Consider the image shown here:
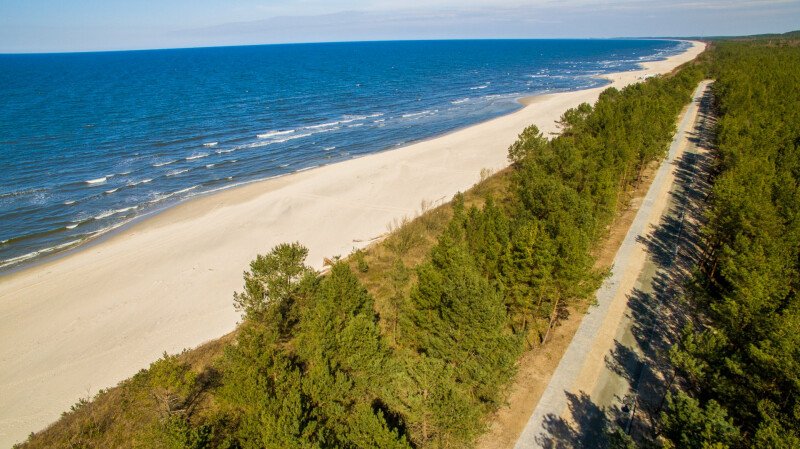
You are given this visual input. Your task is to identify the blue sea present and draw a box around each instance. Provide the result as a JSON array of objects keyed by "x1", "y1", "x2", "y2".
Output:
[{"x1": 0, "y1": 39, "x2": 688, "y2": 270}]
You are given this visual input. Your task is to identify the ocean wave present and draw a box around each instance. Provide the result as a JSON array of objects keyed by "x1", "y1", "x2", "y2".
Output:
[
  {"x1": 118, "y1": 171, "x2": 132, "y2": 175},
  {"x1": 279, "y1": 163, "x2": 290, "y2": 168},
  {"x1": 186, "y1": 152, "x2": 209, "y2": 161},
  {"x1": 206, "y1": 164, "x2": 215, "y2": 168},
  {"x1": 0, "y1": 239, "x2": 82, "y2": 269},
  {"x1": 257, "y1": 129, "x2": 295, "y2": 139},
  {"x1": 340, "y1": 115, "x2": 368, "y2": 123},
  {"x1": 153, "y1": 159, "x2": 178, "y2": 167},
  {"x1": 323, "y1": 146, "x2": 336, "y2": 151},
  {"x1": 149, "y1": 185, "x2": 199, "y2": 203},
  {"x1": 202, "y1": 142, "x2": 219, "y2": 147},
  {"x1": 216, "y1": 148, "x2": 235, "y2": 154},
  {"x1": 65, "y1": 223, "x2": 79, "y2": 230},
  {"x1": 402, "y1": 110, "x2": 435, "y2": 119},
  {"x1": 94, "y1": 206, "x2": 137, "y2": 220},
  {"x1": 304, "y1": 121, "x2": 340, "y2": 130},
  {"x1": 127, "y1": 178, "x2": 153, "y2": 186},
  {"x1": 347, "y1": 123, "x2": 364, "y2": 128},
  {"x1": 64, "y1": 200, "x2": 76, "y2": 205},
  {"x1": 272, "y1": 132, "x2": 315, "y2": 143},
  {"x1": 167, "y1": 169, "x2": 189, "y2": 177},
  {"x1": 104, "y1": 188, "x2": 119, "y2": 194},
  {"x1": 451, "y1": 98, "x2": 470, "y2": 104},
  {"x1": 296, "y1": 165, "x2": 318, "y2": 173},
  {"x1": 85, "y1": 176, "x2": 107, "y2": 185},
  {"x1": 470, "y1": 84, "x2": 489, "y2": 90}
]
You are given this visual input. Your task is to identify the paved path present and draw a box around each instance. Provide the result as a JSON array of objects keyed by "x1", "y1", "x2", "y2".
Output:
[{"x1": 514, "y1": 80, "x2": 714, "y2": 449}]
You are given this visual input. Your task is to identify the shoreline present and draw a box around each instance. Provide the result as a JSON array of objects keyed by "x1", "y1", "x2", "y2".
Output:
[
  {"x1": 0, "y1": 40, "x2": 705, "y2": 447},
  {"x1": 0, "y1": 42, "x2": 681, "y2": 275}
]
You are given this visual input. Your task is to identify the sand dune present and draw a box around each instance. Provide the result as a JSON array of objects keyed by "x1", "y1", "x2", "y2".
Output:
[{"x1": 0, "y1": 41, "x2": 705, "y2": 447}]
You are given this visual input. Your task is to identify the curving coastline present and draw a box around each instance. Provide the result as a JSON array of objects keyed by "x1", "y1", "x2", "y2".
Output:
[{"x1": 0, "y1": 41, "x2": 705, "y2": 447}]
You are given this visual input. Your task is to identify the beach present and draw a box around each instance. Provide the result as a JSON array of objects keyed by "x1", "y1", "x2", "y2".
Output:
[{"x1": 0, "y1": 41, "x2": 705, "y2": 446}]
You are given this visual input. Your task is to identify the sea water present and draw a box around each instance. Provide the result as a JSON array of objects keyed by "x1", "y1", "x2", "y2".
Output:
[{"x1": 0, "y1": 39, "x2": 688, "y2": 269}]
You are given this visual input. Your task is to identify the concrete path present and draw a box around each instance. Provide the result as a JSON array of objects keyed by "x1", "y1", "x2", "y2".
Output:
[{"x1": 514, "y1": 80, "x2": 714, "y2": 449}]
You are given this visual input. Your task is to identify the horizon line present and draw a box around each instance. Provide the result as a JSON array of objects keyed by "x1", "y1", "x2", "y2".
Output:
[{"x1": 0, "y1": 36, "x2": 701, "y2": 56}]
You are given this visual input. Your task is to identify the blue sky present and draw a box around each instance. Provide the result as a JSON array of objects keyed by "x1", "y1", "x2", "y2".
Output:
[{"x1": 1, "y1": 0, "x2": 798, "y2": 53}]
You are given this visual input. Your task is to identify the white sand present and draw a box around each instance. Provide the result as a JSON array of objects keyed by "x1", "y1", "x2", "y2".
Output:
[{"x1": 0, "y1": 41, "x2": 705, "y2": 446}]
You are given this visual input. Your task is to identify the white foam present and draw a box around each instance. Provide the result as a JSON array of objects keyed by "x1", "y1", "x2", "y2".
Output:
[
  {"x1": 451, "y1": 98, "x2": 470, "y2": 104},
  {"x1": 118, "y1": 171, "x2": 132, "y2": 175},
  {"x1": 127, "y1": 178, "x2": 152, "y2": 187},
  {"x1": 216, "y1": 148, "x2": 235, "y2": 154},
  {"x1": 149, "y1": 185, "x2": 200, "y2": 203},
  {"x1": 272, "y1": 132, "x2": 316, "y2": 143},
  {"x1": 323, "y1": 146, "x2": 336, "y2": 151},
  {"x1": 85, "y1": 177, "x2": 107, "y2": 185},
  {"x1": 279, "y1": 163, "x2": 290, "y2": 168},
  {"x1": 173, "y1": 186, "x2": 199, "y2": 196},
  {"x1": 347, "y1": 123, "x2": 364, "y2": 128},
  {"x1": 339, "y1": 116, "x2": 366, "y2": 123},
  {"x1": 65, "y1": 224, "x2": 79, "y2": 230},
  {"x1": 402, "y1": 110, "x2": 434, "y2": 119},
  {"x1": 94, "y1": 206, "x2": 137, "y2": 220},
  {"x1": 206, "y1": 164, "x2": 215, "y2": 168},
  {"x1": 167, "y1": 169, "x2": 189, "y2": 177},
  {"x1": 470, "y1": 84, "x2": 489, "y2": 90},
  {"x1": 64, "y1": 200, "x2": 76, "y2": 205},
  {"x1": 257, "y1": 130, "x2": 295, "y2": 139},
  {"x1": 153, "y1": 160, "x2": 178, "y2": 167},
  {"x1": 202, "y1": 142, "x2": 219, "y2": 147},
  {"x1": 104, "y1": 188, "x2": 118, "y2": 194},
  {"x1": 186, "y1": 153, "x2": 209, "y2": 161},
  {"x1": 304, "y1": 121, "x2": 340, "y2": 130},
  {"x1": 0, "y1": 239, "x2": 82, "y2": 268},
  {"x1": 296, "y1": 165, "x2": 318, "y2": 173}
]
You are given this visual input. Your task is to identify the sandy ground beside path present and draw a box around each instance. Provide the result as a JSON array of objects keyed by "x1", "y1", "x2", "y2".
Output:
[
  {"x1": 0, "y1": 42, "x2": 704, "y2": 447},
  {"x1": 513, "y1": 79, "x2": 713, "y2": 449}
]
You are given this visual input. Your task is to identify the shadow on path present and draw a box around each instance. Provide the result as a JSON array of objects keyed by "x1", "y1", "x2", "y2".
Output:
[{"x1": 534, "y1": 85, "x2": 718, "y2": 446}]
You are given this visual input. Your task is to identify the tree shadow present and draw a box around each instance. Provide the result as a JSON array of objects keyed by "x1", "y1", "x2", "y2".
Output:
[
  {"x1": 618, "y1": 84, "x2": 718, "y2": 440},
  {"x1": 531, "y1": 85, "x2": 719, "y2": 448},
  {"x1": 537, "y1": 391, "x2": 612, "y2": 449}
]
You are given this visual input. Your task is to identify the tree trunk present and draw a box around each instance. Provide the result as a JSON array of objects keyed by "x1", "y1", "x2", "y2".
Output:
[{"x1": 542, "y1": 296, "x2": 561, "y2": 344}]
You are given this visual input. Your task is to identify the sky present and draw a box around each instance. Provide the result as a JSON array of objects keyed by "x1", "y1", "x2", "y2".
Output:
[{"x1": 1, "y1": 0, "x2": 798, "y2": 53}]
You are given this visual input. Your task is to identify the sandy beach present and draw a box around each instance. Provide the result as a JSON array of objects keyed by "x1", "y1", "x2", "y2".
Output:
[{"x1": 0, "y1": 41, "x2": 704, "y2": 446}]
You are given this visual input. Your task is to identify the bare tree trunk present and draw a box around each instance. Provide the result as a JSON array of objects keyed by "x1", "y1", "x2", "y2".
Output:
[{"x1": 542, "y1": 297, "x2": 561, "y2": 345}]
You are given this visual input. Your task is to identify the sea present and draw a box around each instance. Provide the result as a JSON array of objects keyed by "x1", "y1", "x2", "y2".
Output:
[{"x1": 0, "y1": 39, "x2": 689, "y2": 270}]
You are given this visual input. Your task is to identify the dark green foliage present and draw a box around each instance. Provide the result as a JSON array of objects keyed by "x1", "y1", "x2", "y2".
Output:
[
  {"x1": 657, "y1": 41, "x2": 800, "y2": 448},
  {"x1": 233, "y1": 242, "x2": 316, "y2": 329},
  {"x1": 660, "y1": 392, "x2": 740, "y2": 449},
  {"x1": 508, "y1": 124, "x2": 548, "y2": 165},
  {"x1": 221, "y1": 249, "x2": 411, "y2": 448}
]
